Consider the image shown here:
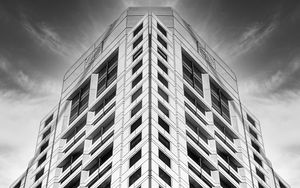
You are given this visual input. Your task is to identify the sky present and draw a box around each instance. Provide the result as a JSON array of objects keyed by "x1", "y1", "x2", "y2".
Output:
[{"x1": 0, "y1": 0, "x2": 299, "y2": 187}]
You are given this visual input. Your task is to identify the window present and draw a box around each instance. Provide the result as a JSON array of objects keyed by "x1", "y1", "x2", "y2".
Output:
[
  {"x1": 88, "y1": 147, "x2": 113, "y2": 175},
  {"x1": 249, "y1": 127, "x2": 258, "y2": 139},
  {"x1": 159, "y1": 167, "x2": 171, "y2": 186},
  {"x1": 130, "y1": 150, "x2": 142, "y2": 167},
  {"x1": 134, "y1": 23, "x2": 143, "y2": 37},
  {"x1": 133, "y1": 47, "x2": 143, "y2": 62},
  {"x1": 256, "y1": 168, "x2": 265, "y2": 181},
  {"x1": 157, "y1": 35, "x2": 167, "y2": 49},
  {"x1": 158, "y1": 73, "x2": 168, "y2": 88},
  {"x1": 247, "y1": 114, "x2": 256, "y2": 127},
  {"x1": 210, "y1": 82, "x2": 230, "y2": 123},
  {"x1": 158, "y1": 60, "x2": 168, "y2": 74},
  {"x1": 35, "y1": 168, "x2": 44, "y2": 181},
  {"x1": 40, "y1": 140, "x2": 49, "y2": 153},
  {"x1": 158, "y1": 133, "x2": 170, "y2": 150},
  {"x1": 132, "y1": 87, "x2": 143, "y2": 102},
  {"x1": 159, "y1": 150, "x2": 171, "y2": 167},
  {"x1": 97, "y1": 52, "x2": 118, "y2": 96},
  {"x1": 182, "y1": 52, "x2": 203, "y2": 97},
  {"x1": 158, "y1": 47, "x2": 167, "y2": 61},
  {"x1": 189, "y1": 176, "x2": 202, "y2": 188},
  {"x1": 132, "y1": 60, "x2": 142, "y2": 74},
  {"x1": 184, "y1": 88, "x2": 205, "y2": 114},
  {"x1": 158, "y1": 101, "x2": 169, "y2": 117},
  {"x1": 132, "y1": 73, "x2": 142, "y2": 88},
  {"x1": 42, "y1": 128, "x2": 51, "y2": 139},
  {"x1": 88, "y1": 164, "x2": 112, "y2": 188},
  {"x1": 37, "y1": 154, "x2": 47, "y2": 166},
  {"x1": 254, "y1": 154, "x2": 263, "y2": 167},
  {"x1": 129, "y1": 168, "x2": 141, "y2": 186},
  {"x1": 158, "y1": 87, "x2": 168, "y2": 102},
  {"x1": 188, "y1": 147, "x2": 211, "y2": 175},
  {"x1": 158, "y1": 116, "x2": 169, "y2": 133},
  {"x1": 36, "y1": 183, "x2": 42, "y2": 188},
  {"x1": 130, "y1": 133, "x2": 142, "y2": 150},
  {"x1": 133, "y1": 35, "x2": 143, "y2": 49},
  {"x1": 131, "y1": 117, "x2": 142, "y2": 133},
  {"x1": 70, "y1": 82, "x2": 90, "y2": 123},
  {"x1": 45, "y1": 114, "x2": 53, "y2": 127},
  {"x1": 258, "y1": 183, "x2": 264, "y2": 188},
  {"x1": 157, "y1": 23, "x2": 167, "y2": 37},
  {"x1": 131, "y1": 101, "x2": 142, "y2": 117},
  {"x1": 95, "y1": 88, "x2": 116, "y2": 114},
  {"x1": 251, "y1": 140, "x2": 260, "y2": 153}
]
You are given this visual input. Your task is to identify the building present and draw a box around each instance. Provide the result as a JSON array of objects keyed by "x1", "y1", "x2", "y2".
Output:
[{"x1": 10, "y1": 7, "x2": 290, "y2": 188}]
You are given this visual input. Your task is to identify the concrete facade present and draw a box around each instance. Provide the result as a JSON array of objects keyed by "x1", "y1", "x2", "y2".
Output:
[{"x1": 11, "y1": 7, "x2": 290, "y2": 188}]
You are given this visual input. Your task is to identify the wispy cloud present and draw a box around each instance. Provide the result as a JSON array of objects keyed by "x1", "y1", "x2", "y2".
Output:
[
  {"x1": 231, "y1": 20, "x2": 277, "y2": 57},
  {"x1": 22, "y1": 18, "x2": 72, "y2": 59}
]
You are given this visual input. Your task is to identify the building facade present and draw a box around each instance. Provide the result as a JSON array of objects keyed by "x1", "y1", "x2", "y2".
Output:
[{"x1": 11, "y1": 7, "x2": 290, "y2": 188}]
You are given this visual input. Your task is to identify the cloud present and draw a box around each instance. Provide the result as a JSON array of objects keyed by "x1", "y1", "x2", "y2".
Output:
[
  {"x1": 231, "y1": 20, "x2": 277, "y2": 57},
  {"x1": 21, "y1": 18, "x2": 72, "y2": 59}
]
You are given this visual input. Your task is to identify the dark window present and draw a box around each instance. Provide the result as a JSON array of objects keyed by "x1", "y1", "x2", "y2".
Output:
[
  {"x1": 42, "y1": 128, "x2": 51, "y2": 139},
  {"x1": 95, "y1": 88, "x2": 116, "y2": 114},
  {"x1": 158, "y1": 87, "x2": 168, "y2": 102},
  {"x1": 97, "y1": 53, "x2": 118, "y2": 96},
  {"x1": 158, "y1": 73, "x2": 168, "y2": 88},
  {"x1": 129, "y1": 168, "x2": 141, "y2": 186},
  {"x1": 249, "y1": 127, "x2": 258, "y2": 139},
  {"x1": 159, "y1": 168, "x2": 171, "y2": 186},
  {"x1": 184, "y1": 88, "x2": 205, "y2": 115},
  {"x1": 182, "y1": 52, "x2": 203, "y2": 97},
  {"x1": 70, "y1": 82, "x2": 90, "y2": 123},
  {"x1": 157, "y1": 23, "x2": 167, "y2": 37},
  {"x1": 254, "y1": 154, "x2": 263, "y2": 167},
  {"x1": 158, "y1": 116, "x2": 169, "y2": 133},
  {"x1": 132, "y1": 87, "x2": 143, "y2": 102},
  {"x1": 131, "y1": 101, "x2": 142, "y2": 117},
  {"x1": 88, "y1": 147, "x2": 113, "y2": 175},
  {"x1": 251, "y1": 140, "x2": 260, "y2": 153},
  {"x1": 13, "y1": 181, "x2": 21, "y2": 188},
  {"x1": 158, "y1": 101, "x2": 169, "y2": 117},
  {"x1": 157, "y1": 35, "x2": 167, "y2": 49},
  {"x1": 134, "y1": 24, "x2": 143, "y2": 37},
  {"x1": 133, "y1": 47, "x2": 143, "y2": 62},
  {"x1": 132, "y1": 60, "x2": 142, "y2": 74},
  {"x1": 186, "y1": 118, "x2": 208, "y2": 144},
  {"x1": 159, "y1": 150, "x2": 171, "y2": 167},
  {"x1": 36, "y1": 183, "x2": 42, "y2": 188},
  {"x1": 133, "y1": 35, "x2": 143, "y2": 49},
  {"x1": 131, "y1": 117, "x2": 142, "y2": 133},
  {"x1": 158, "y1": 60, "x2": 168, "y2": 74},
  {"x1": 247, "y1": 114, "x2": 256, "y2": 127},
  {"x1": 158, "y1": 47, "x2": 167, "y2": 61},
  {"x1": 129, "y1": 150, "x2": 142, "y2": 167},
  {"x1": 37, "y1": 154, "x2": 47, "y2": 166},
  {"x1": 158, "y1": 133, "x2": 170, "y2": 150},
  {"x1": 45, "y1": 114, "x2": 53, "y2": 127},
  {"x1": 40, "y1": 140, "x2": 49, "y2": 153},
  {"x1": 279, "y1": 181, "x2": 288, "y2": 188},
  {"x1": 97, "y1": 52, "x2": 118, "y2": 97},
  {"x1": 256, "y1": 168, "x2": 265, "y2": 182},
  {"x1": 258, "y1": 183, "x2": 264, "y2": 188},
  {"x1": 188, "y1": 147, "x2": 211, "y2": 175},
  {"x1": 210, "y1": 82, "x2": 230, "y2": 123},
  {"x1": 189, "y1": 176, "x2": 202, "y2": 188},
  {"x1": 130, "y1": 133, "x2": 142, "y2": 150},
  {"x1": 88, "y1": 165, "x2": 112, "y2": 188},
  {"x1": 35, "y1": 168, "x2": 44, "y2": 181},
  {"x1": 132, "y1": 73, "x2": 143, "y2": 88}
]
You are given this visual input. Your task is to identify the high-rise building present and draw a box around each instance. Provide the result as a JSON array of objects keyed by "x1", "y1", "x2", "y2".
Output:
[{"x1": 10, "y1": 7, "x2": 290, "y2": 188}]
